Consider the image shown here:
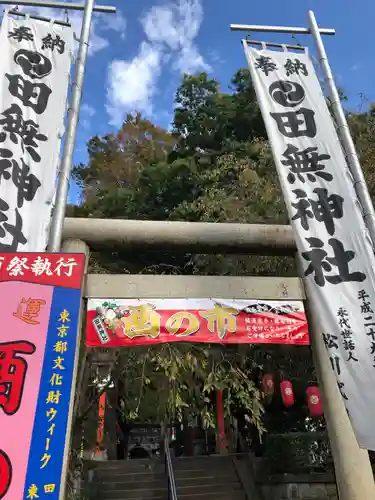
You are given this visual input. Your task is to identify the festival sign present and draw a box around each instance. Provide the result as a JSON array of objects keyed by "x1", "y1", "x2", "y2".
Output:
[
  {"x1": 0, "y1": 252, "x2": 85, "y2": 500},
  {"x1": 244, "y1": 45, "x2": 375, "y2": 450},
  {"x1": 0, "y1": 13, "x2": 74, "y2": 252},
  {"x1": 86, "y1": 298, "x2": 308, "y2": 347}
]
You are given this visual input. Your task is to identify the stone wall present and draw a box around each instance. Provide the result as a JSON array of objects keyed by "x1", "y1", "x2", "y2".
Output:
[{"x1": 258, "y1": 474, "x2": 338, "y2": 500}]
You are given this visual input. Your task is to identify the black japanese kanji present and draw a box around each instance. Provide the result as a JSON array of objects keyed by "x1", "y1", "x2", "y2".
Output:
[
  {"x1": 254, "y1": 56, "x2": 276, "y2": 76},
  {"x1": 11, "y1": 158, "x2": 41, "y2": 208},
  {"x1": 0, "y1": 104, "x2": 47, "y2": 163},
  {"x1": 330, "y1": 355, "x2": 341, "y2": 375},
  {"x1": 302, "y1": 237, "x2": 366, "y2": 287},
  {"x1": 338, "y1": 382, "x2": 348, "y2": 400},
  {"x1": 338, "y1": 316, "x2": 350, "y2": 329},
  {"x1": 358, "y1": 289, "x2": 369, "y2": 301},
  {"x1": 269, "y1": 80, "x2": 305, "y2": 108},
  {"x1": 281, "y1": 144, "x2": 332, "y2": 184},
  {"x1": 346, "y1": 350, "x2": 358, "y2": 362},
  {"x1": 284, "y1": 58, "x2": 308, "y2": 77},
  {"x1": 0, "y1": 198, "x2": 26, "y2": 251},
  {"x1": 361, "y1": 301, "x2": 374, "y2": 314},
  {"x1": 322, "y1": 333, "x2": 338, "y2": 349},
  {"x1": 14, "y1": 49, "x2": 52, "y2": 79},
  {"x1": 0, "y1": 148, "x2": 12, "y2": 184},
  {"x1": 42, "y1": 34, "x2": 65, "y2": 54},
  {"x1": 291, "y1": 188, "x2": 343, "y2": 235},
  {"x1": 337, "y1": 307, "x2": 348, "y2": 318},
  {"x1": 270, "y1": 108, "x2": 316, "y2": 138},
  {"x1": 341, "y1": 329, "x2": 352, "y2": 339},
  {"x1": 6, "y1": 74, "x2": 52, "y2": 115},
  {"x1": 343, "y1": 339, "x2": 355, "y2": 351},
  {"x1": 364, "y1": 317, "x2": 375, "y2": 340},
  {"x1": 8, "y1": 26, "x2": 33, "y2": 43}
]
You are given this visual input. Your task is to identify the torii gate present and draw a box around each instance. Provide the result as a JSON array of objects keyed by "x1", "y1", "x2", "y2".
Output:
[
  {"x1": 6, "y1": 1, "x2": 370, "y2": 497},
  {"x1": 62, "y1": 216, "x2": 375, "y2": 500}
]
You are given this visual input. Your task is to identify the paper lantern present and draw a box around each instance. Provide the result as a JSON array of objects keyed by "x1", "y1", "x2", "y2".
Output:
[
  {"x1": 280, "y1": 380, "x2": 294, "y2": 407},
  {"x1": 262, "y1": 373, "x2": 275, "y2": 395},
  {"x1": 306, "y1": 386, "x2": 323, "y2": 417}
]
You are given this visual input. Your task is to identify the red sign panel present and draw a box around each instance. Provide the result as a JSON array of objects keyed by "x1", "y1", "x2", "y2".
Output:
[
  {"x1": 0, "y1": 252, "x2": 85, "y2": 288},
  {"x1": 86, "y1": 299, "x2": 309, "y2": 347},
  {"x1": 0, "y1": 252, "x2": 85, "y2": 500}
]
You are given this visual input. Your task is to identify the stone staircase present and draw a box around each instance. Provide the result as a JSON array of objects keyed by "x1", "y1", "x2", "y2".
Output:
[
  {"x1": 90, "y1": 459, "x2": 168, "y2": 500},
  {"x1": 173, "y1": 455, "x2": 248, "y2": 500}
]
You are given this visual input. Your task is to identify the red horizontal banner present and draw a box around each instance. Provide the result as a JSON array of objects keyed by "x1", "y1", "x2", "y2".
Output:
[
  {"x1": 0, "y1": 253, "x2": 86, "y2": 289},
  {"x1": 86, "y1": 299, "x2": 309, "y2": 347}
]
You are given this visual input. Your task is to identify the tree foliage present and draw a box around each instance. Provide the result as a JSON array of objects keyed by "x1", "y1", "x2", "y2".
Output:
[{"x1": 118, "y1": 344, "x2": 263, "y2": 433}]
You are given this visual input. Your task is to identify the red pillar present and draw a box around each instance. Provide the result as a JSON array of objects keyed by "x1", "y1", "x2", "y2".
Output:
[
  {"x1": 216, "y1": 390, "x2": 227, "y2": 454},
  {"x1": 95, "y1": 392, "x2": 106, "y2": 457}
]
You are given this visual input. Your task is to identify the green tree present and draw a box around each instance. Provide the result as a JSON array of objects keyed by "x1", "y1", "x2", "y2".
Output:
[
  {"x1": 172, "y1": 70, "x2": 266, "y2": 155},
  {"x1": 116, "y1": 343, "x2": 264, "y2": 433}
]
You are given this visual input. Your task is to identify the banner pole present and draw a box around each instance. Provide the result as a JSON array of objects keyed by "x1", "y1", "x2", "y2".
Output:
[
  {"x1": 47, "y1": 0, "x2": 95, "y2": 252},
  {"x1": 308, "y1": 10, "x2": 375, "y2": 249},
  {"x1": 0, "y1": 0, "x2": 116, "y2": 14}
]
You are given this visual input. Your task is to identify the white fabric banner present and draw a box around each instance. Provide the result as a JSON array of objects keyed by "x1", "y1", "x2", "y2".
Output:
[
  {"x1": 0, "y1": 13, "x2": 73, "y2": 251},
  {"x1": 244, "y1": 45, "x2": 375, "y2": 450}
]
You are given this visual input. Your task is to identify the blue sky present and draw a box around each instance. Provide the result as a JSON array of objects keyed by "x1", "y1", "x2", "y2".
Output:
[{"x1": 5, "y1": 0, "x2": 375, "y2": 205}]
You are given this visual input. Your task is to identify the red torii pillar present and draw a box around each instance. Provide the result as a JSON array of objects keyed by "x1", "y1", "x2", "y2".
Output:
[{"x1": 216, "y1": 390, "x2": 228, "y2": 454}]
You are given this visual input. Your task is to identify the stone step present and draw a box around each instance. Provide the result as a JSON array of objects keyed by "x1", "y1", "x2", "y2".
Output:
[
  {"x1": 175, "y1": 475, "x2": 239, "y2": 487},
  {"x1": 177, "y1": 482, "x2": 243, "y2": 496},
  {"x1": 97, "y1": 487, "x2": 168, "y2": 499},
  {"x1": 173, "y1": 455, "x2": 233, "y2": 463},
  {"x1": 173, "y1": 461, "x2": 236, "y2": 473},
  {"x1": 101, "y1": 497, "x2": 166, "y2": 500},
  {"x1": 97, "y1": 480, "x2": 166, "y2": 491},
  {"x1": 174, "y1": 468, "x2": 237, "y2": 479},
  {"x1": 179, "y1": 494, "x2": 247, "y2": 500},
  {"x1": 96, "y1": 470, "x2": 165, "y2": 482},
  {"x1": 92, "y1": 459, "x2": 157, "y2": 470}
]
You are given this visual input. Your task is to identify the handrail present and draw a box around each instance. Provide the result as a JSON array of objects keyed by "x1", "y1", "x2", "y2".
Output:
[{"x1": 164, "y1": 433, "x2": 178, "y2": 500}]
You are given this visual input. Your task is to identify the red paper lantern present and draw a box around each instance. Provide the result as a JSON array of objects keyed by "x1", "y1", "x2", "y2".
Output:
[
  {"x1": 280, "y1": 380, "x2": 294, "y2": 407},
  {"x1": 306, "y1": 386, "x2": 323, "y2": 417},
  {"x1": 262, "y1": 374, "x2": 275, "y2": 395}
]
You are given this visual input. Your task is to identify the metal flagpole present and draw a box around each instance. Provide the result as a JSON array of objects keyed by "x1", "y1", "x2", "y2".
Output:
[
  {"x1": 308, "y1": 10, "x2": 375, "y2": 249},
  {"x1": 47, "y1": 0, "x2": 95, "y2": 252},
  {"x1": 8, "y1": 9, "x2": 71, "y2": 26},
  {"x1": 0, "y1": 0, "x2": 116, "y2": 13},
  {"x1": 230, "y1": 23, "x2": 335, "y2": 35}
]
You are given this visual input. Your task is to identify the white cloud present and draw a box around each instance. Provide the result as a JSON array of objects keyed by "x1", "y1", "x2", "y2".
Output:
[
  {"x1": 7, "y1": 2, "x2": 126, "y2": 55},
  {"x1": 141, "y1": 0, "x2": 211, "y2": 74},
  {"x1": 81, "y1": 103, "x2": 96, "y2": 117},
  {"x1": 80, "y1": 103, "x2": 96, "y2": 130},
  {"x1": 98, "y1": 10, "x2": 127, "y2": 38},
  {"x1": 106, "y1": 42, "x2": 164, "y2": 126},
  {"x1": 106, "y1": 0, "x2": 210, "y2": 125},
  {"x1": 173, "y1": 45, "x2": 210, "y2": 74}
]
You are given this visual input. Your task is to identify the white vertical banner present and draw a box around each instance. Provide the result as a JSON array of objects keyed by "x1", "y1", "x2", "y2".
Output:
[
  {"x1": 0, "y1": 13, "x2": 74, "y2": 251},
  {"x1": 244, "y1": 44, "x2": 375, "y2": 450}
]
